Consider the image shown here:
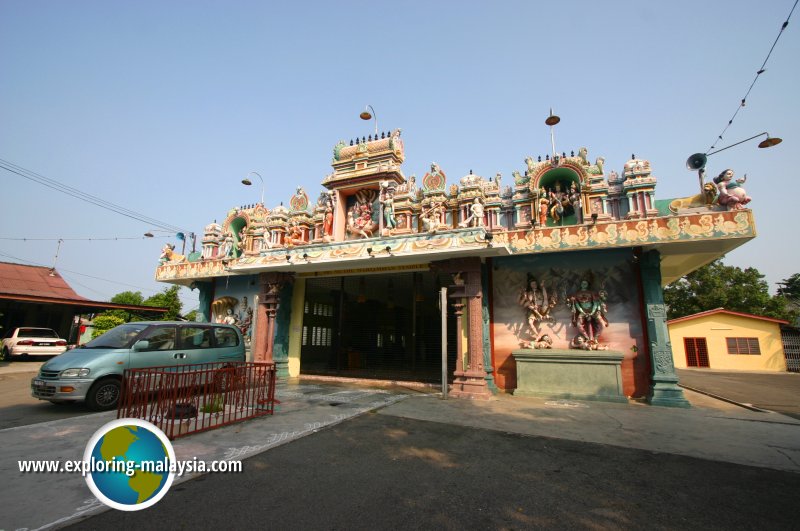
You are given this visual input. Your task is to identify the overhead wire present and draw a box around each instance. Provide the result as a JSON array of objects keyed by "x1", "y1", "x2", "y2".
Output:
[
  {"x1": 0, "y1": 158, "x2": 189, "y2": 234},
  {"x1": 707, "y1": 0, "x2": 798, "y2": 153},
  {"x1": 0, "y1": 236, "x2": 170, "y2": 241}
]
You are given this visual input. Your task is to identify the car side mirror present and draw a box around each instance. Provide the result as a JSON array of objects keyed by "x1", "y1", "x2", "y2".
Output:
[{"x1": 133, "y1": 340, "x2": 150, "y2": 351}]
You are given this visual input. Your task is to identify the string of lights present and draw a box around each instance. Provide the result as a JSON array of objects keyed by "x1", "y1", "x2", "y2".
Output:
[
  {"x1": 707, "y1": 0, "x2": 798, "y2": 153},
  {"x1": 0, "y1": 158, "x2": 190, "y2": 234}
]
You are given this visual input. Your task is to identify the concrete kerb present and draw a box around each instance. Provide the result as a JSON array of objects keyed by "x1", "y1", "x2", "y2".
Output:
[{"x1": 678, "y1": 383, "x2": 772, "y2": 413}]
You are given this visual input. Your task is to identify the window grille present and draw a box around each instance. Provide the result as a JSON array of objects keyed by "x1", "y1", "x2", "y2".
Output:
[
  {"x1": 684, "y1": 337, "x2": 709, "y2": 367},
  {"x1": 725, "y1": 337, "x2": 761, "y2": 355}
]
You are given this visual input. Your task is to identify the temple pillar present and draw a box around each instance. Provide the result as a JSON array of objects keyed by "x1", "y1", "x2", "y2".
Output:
[
  {"x1": 639, "y1": 250, "x2": 690, "y2": 407},
  {"x1": 254, "y1": 272, "x2": 294, "y2": 367},
  {"x1": 272, "y1": 280, "x2": 294, "y2": 378},
  {"x1": 253, "y1": 293, "x2": 269, "y2": 362},
  {"x1": 438, "y1": 257, "x2": 493, "y2": 400},
  {"x1": 481, "y1": 263, "x2": 498, "y2": 392},
  {"x1": 195, "y1": 282, "x2": 213, "y2": 323}
]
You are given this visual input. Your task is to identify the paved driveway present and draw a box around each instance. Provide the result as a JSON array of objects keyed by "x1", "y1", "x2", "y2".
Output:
[{"x1": 676, "y1": 369, "x2": 800, "y2": 420}]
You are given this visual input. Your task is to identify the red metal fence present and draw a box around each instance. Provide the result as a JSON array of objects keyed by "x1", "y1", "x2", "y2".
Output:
[{"x1": 117, "y1": 361, "x2": 276, "y2": 439}]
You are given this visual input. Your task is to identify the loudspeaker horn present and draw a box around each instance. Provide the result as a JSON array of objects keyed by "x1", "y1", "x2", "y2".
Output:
[{"x1": 686, "y1": 153, "x2": 708, "y2": 171}]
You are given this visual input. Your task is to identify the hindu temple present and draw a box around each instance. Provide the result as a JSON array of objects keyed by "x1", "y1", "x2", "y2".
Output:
[{"x1": 154, "y1": 126, "x2": 756, "y2": 406}]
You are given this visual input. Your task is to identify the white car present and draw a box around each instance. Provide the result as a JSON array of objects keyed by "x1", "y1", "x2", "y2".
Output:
[{"x1": 2, "y1": 327, "x2": 68, "y2": 360}]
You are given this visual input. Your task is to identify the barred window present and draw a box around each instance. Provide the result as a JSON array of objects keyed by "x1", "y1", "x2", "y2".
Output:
[{"x1": 726, "y1": 337, "x2": 761, "y2": 355}]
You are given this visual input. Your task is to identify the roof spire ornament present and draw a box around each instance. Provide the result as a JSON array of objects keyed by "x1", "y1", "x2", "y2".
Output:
[{"x1": 545, "y1": 108, "x2": 560, "y2": 160}]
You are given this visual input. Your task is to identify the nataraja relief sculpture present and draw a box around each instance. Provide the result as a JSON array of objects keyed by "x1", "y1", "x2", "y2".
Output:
[{"x1": 518, "y1": 274, "x2": 557, "y2": 348}]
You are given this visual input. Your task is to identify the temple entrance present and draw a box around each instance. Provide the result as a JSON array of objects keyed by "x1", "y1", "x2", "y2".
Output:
[{"x1": 300, "y1": 271, "x2": 457, "y2": 382}]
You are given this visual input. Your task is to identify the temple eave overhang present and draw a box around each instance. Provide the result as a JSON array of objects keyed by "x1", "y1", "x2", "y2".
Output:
[
  {"x1": 156, "y1": 228, "x2": 506, "y2": 283},
  {"x1": 155, "y1": 210, "x2": 754, "y2": 286}
]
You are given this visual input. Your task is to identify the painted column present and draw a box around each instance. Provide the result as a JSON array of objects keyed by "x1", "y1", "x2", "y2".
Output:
[
  {"x1": 481, "y1": 262, "x2": 498, "y2": 392},
  {"x1": 255, "y1": 272, "x2": 294, "y2": 365},
  {"x1": 452, "y1": 299, "x2": 465, "y2": 374},
  {"x1": 253, "y1": 289, "x2": 269, "y2": 362},
  {"x1": 640, "y1": 250, "x2": 690, "y2": 407},
  {"x1": 195, "y1": 282, "x2": 213, "y2": 323},
  {"x1": 272, "y1": 280, "x2": 294, "y2": 378},
  {"x1": 442, "y1": 257, "x2": 493, "y2": 400},
  {"x1": 287, "y1": 278, "x2": 306, "y2": 377}
]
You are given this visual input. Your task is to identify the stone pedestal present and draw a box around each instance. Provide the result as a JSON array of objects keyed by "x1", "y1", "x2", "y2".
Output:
[{"x1": 512, "y1": 349, "x2": 627, "y2": 403}]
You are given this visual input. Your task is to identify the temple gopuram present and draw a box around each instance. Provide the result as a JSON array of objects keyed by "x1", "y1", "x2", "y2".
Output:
[{"x1": 155, "y1": 128, "x2": 756, "y2": 406}]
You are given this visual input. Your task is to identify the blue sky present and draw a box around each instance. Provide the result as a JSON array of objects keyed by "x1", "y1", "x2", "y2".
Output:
[{"x1": 1, "y1": 0, "x2": 798, "y2": 313}]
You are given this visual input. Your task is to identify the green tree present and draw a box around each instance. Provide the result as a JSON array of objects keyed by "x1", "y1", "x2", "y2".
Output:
[
  {"x1": 102, "y1": 291, "x2": 147, "y2": 322},
  {"x1": 91, "y1": 314, "x2": 125, "y2": 339},
  {"x1": 144, "y1": 285, "x2": 183, "y2": 321},
  {"x1": 777, "y1": 273, "x2": 800, "y2": 324},
  {"x1": 111, "y1": 291, "x2": 145, "y2": 306},
  {"x1": 777, "y1": 273, "x2": 800, "y2": 302},
  {"x1": 664, "y1": 259, "x2": 796, "y2": 321}
]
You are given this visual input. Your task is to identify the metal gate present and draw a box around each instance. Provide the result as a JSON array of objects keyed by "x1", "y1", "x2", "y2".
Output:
[
  {"x1": 781, "y1": 326, "x2": 800, "y2": 372},
  {"x1": 684, "y1": 337, "x2": 710, "y2": 368},
  {"x1": 300, "y1": 271, "x2": 456, "y2": 382}
]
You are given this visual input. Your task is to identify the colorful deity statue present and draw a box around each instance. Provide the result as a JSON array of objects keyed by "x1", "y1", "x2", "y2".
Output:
[
  {"x1": 569, "y1": 182, "x2": 583, "y2": 224},
  {"x1": 285, "y1": 222, "x2": 305, "y2": 247},
  {"x1": 567, "y1": 273, "x2": 609, "y2": 349},
  {"x1": 538, "y1": 198, "x2": 549, "y2": 227},
  {"x1": 322, "y1": 191, "x2": 335, "y2": 242},
  {"x1": 380, "y1": 181, "x2": 397, "y2": 234},
  {"x1": 459, "y1": 198, "x2": 485, "y2": 228},
  {"x1": 221, "y1": 232, "x2": 235, "y2": 258},
  {"x1": 713, "y1": 169, "x2": 751, "y2": 210},
  {"x1": 548, "y1": 182, "x2": 571, "y2": 222},
  {"x1": 518, "y1": 274, "x2": 557, "y2": 348},
  {"x1": 420, "y1": 201, "x2": 445, "y2": 233},
  {"x1": 346, "y1": 189, "x2": 379, "y2": 239},
  {"x1": 159, "y1": 244, "x2": 186, "y2": 264}
]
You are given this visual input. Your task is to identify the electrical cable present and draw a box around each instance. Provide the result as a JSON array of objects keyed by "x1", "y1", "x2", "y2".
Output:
[
  {"x1": 0, "y1": 236, "x2": 169, "y2": 241},
  {"x1": 0, "y1": 158, "x2": 190, "y2": 234},
  {"x1": 707, "y1": 0, "x2": 798, "y2": 152}
]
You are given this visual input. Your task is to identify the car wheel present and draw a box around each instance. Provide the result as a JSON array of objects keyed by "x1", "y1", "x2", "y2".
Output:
[
  {"x1": 86, "y1": 378, "x2": 121, "y2": 411},
  {"x1": 1, "y1": 347, "x2": 11, "y2": 361}
]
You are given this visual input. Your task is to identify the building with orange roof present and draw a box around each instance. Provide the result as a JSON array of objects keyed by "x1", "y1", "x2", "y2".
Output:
[{"x1": 668, "y1": 308, "x2": 789, "y2": 372}]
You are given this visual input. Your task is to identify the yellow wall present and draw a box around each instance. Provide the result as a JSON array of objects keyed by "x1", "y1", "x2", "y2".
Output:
[
  {"x1": 669, "y1": 313, "x2": 787, "y2": 371},
  {"x1": 287, "y1": 278, "x2": 306, "y2": 377}
]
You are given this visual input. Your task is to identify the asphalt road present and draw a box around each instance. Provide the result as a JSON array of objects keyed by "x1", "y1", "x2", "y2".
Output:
[
  {"x1": 676, "y1": 369, "x2": 800, "y2": 420},
  {"x1": 68, "y1": 412, "x2": 800, "y2": 530},
  {"x1": 0, "y1": 361, "x2": 97, "y2": 429}
]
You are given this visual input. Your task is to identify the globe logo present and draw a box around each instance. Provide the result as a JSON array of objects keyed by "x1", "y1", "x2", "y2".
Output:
[{"x1": 83, "y1": 418, "x2": 176, "y2": 511}]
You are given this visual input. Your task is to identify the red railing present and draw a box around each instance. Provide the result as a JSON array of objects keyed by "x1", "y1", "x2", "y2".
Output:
[{"x1": 117, "y1": 361, "x2": 276, "y2": 439}]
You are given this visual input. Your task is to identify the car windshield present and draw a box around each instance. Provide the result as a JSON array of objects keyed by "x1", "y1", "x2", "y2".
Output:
[
  {"x1": 83, "y1": 324, "x2": 150, "y2": 349},
  {"x1": 18, "y1": 328, "x2": 59, "y2": 338}
]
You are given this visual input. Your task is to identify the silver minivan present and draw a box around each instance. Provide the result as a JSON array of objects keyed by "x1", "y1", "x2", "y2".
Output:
[{"x1": 31, "y1": 321, "x2": 245, "y2": 410}]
